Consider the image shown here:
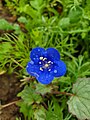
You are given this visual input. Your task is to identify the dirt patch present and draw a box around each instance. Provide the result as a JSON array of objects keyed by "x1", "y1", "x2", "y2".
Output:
[
  {"x1": 0, "y1": 104, "x2": 20, "y2": 120},
  {"x1": 0, "y1": 74, "x2": 22, "y2": 120}
]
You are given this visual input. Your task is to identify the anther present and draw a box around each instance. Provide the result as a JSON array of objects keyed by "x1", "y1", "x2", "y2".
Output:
[
  {"x1": 48, "y1": 61, "x2": 51, "y2": 64},
  {"x1": 44, "y1": 64, "x2": 49, "y2": 68},
  {"x1": 48, "y1": 69, "x2": 51, "y2": 71},
  {"x1": 43, "y1": 58, "x2": 47, "y2": 61},
  {"x1": 40, "y1": 57, "x2": 43, "y2": 60},
  {"x1": 40, "y1": 67, "x2": 43, "y2": 71},
  {"x1": 39, "y1": 62, "x2": 42, "y2": 64}
]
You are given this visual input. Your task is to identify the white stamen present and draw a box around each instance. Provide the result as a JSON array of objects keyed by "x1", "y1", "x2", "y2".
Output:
[
  {"x1": 48, "y1": 69, "x2": 51, "y2": 71},
  {"x1": 40, "y1": 57, "x2": 43, "y2": 60},
  {"x1": 48, "y1": 61, "x2": 51, "y2": 64},
  {"x1": 54, "y1": 70, "x2": 57, "y2": 73},
  {"x1": 39, "y1": 62, "x2": 42, "y2": 64},
  {"x1": 43, "y1": 57, "x2": 47, "y2": 61},
  {"x1": 44, "y1": 64, "x2": 49, "y2": 68},
  {"x1": 40, "y1": 67, "x2": 43, "y2": 71}
]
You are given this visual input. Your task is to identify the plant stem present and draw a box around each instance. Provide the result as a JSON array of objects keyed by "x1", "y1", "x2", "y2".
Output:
[
  {"x1": 0, "y1": 91, "x2": 74, "y2": 110},
  {"x1": 0, "y1": 99, "x2": 21, "y2": 110},
  {"x1": 11, "y1": 58, "x2": 24, "y2": 69},
  {"x1": 51, "y1": 91, "x2": 75, "y2": 96}
]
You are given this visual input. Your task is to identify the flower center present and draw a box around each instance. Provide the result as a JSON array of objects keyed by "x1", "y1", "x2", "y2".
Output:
[{"x1": 39, "y1": 57, "x2": 53, "y2": 71}]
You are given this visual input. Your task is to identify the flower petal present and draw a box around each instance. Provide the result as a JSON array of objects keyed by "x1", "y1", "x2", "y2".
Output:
[
  {"x1": 52, "y1": 60, "x2": 66, "y2": 77},
  {"x1": 37, "y1": 71, "x2": 54, "y2": 84},
  {"x1": 30, "y1": 47, "x2": 45, "y2": 63},
  {"x1": 26, "y1": 61, "x2": 42, "y2": 78},
  {"x1": 46, "y1": 48, "x2": 60, "y2": 61}
]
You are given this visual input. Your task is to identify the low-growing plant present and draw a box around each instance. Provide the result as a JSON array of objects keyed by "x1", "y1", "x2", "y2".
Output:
[{"x1": 0, "y1": 0, "x2": 90, "y2": 120}]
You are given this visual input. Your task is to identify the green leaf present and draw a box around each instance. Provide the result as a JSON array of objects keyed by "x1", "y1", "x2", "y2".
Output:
[
  {"x1": 23, "y1": 4, "x2": 37, "y2": 18},
  {"x1": 35, "y1": 84, "x2": 52, "y2": 95},
  {"x1": 18, "y1": 85, "x2": 42, "y2": 105},
  {"x1": 46, "y1": 97, "x2": 63, "y2": 120},
  {"x1": 17, "y1": 101, "x2": 34, "y2": 119},
  {"x1": 34, "y1": 106, "x2": 46, "y2": 120},
  {"x1": 59, "y1": 17, "x2": 70, "y2": 29},
  {"x1": 18, "y1": 16, "x2": 28, "y2": 23},
  {"x1": 68, "y1": 6, "x2": 83, "y2": 23},
  {"x1": 0, "y1": 42, "x2": 12, "y2": 54},
  {"x1": 30, "y1": 0, "x2": 43, "y2": 10},
  {"x1": 67, "y1": 78, "x2": 90, "y2": 120},
  {"x1": 0, "y1": 19, "x2": 13, "y2": 30}
]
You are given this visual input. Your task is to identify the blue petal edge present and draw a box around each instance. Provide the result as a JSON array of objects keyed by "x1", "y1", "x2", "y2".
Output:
[
  {"x1": 46, "y1": 48, "x2": 60, "y2": 61},
  {"x1": 52, "y1": 60, "x2": 66, "y2": 77},
  {"x1": 30, "y1": 47, "x2": 45, "y2": 63},
  {"x1": 26, "y1": 61, "x2": 41, "y2": 78},
  {"x1": 36, "y1": 71, "x2": 54, "y2": 84}
]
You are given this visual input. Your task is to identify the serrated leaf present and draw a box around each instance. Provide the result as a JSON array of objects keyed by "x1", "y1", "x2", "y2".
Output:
[
  {"x1": 35, "y1": 84, "x2": 52, "y2": 95},
  {"x1": 46, "y1": 97, "x2": 63, "y2": 120},
  {"x1": 67, "y1": 78, "x2": 90, "y2": 120},
  {"x1": 17, "y1": 101, "x2": 34, "y2": 119},
  {"x1": 34, "y1": 106, "x2": 46, "y2": 120},
  {"x1": 18, "y1": 85, "x2": 42, "y2": 105}
]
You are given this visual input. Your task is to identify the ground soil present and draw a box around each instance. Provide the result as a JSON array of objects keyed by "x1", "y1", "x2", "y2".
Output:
[
  {"x1": 0, "y1": 74, "x2": 22, "y2": 120},
  {"x1": 0, "y1": 3, "x2": 24, "y2": 119}
]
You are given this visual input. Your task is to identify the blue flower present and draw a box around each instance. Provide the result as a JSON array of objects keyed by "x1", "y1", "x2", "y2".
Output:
[{"x1": 26, "y1": 47, "x2": 66, "y2": 84}]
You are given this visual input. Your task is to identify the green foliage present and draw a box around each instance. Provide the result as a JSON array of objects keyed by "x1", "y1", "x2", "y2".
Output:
[
  {"x1": 0, "y1": 0, "x2": 90, "y2": 119},
  {"x1": 46, "y1": 98, "x2": 63, "y2": 120},
  {"x1": 35, "y1": 84, "x2": 53, "y2": 95},
  {"x1": 17, "y1": 101, "x2": 34, "y2": 119},
  {"x1": 18, "y1": 85, "x2": 42, "y2": 105},
  {"x1": 68, "y1": 6, "x2": 83, "y2": 23},
  {"x1": 0, "y1": 19, "x2": 13, "y2": 30},
  {"x1": 0, "y1": 19, "x2": 21, "y2": 33},
  {"x1": 67, "y1": 78, "x2": 90, "y2": 119},
  {"x1": 0, "y1": 33, "x2": 30, "y2": 74},
  {"x1": 17, "y1": 83, "x2": 63, "y2": 120},
  {"x1": 67, "y1": 55, "x2": 90, "y2": 79},
  {"x1": 34, "y1": 106, "x2": 46, "y2": 120}
]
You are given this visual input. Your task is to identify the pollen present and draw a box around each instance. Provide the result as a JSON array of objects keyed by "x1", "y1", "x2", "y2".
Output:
[
  {"x1": 44, "y1": 63, "x2": 49, "y2": 68},
  {"x1": 40, "y1": 57, "x2": 43, "y2": 60},
  {"x1": 39, "y1": 61, "x2": 42, "y2": 64},
  {"x1": 40, "y1": 67, "x2": 43, "y2": 71},
  {"x1": 43, "y1": 58, "x2": 47, "y2": 61},
  {"x1": 48, "y1": 69, "x2": 51, "y2": 71},
  {"x1": 48, "y1": 61, "x2": 51, "y2": 64}
]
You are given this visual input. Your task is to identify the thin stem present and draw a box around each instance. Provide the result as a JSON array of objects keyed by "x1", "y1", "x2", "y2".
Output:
[
  {"x1": 20, "y1": 77, "x2": 35, "y2": 82},
  {"x1": 11, "y1": 58, "x2": 24, "y2": 69},
  {"x1": 0, "y1": 91, "x2": 74, "y2": 110},
  {"x1": 51, "y1": 91, "x2": 75, "y2": 96},
  {"x1": 0, "y1": 99, "x2": 21, "y2": 110},
  {"x1": 20, "y1": 77, "x2": 36, "y2": 87},
  {"x1": 41, "y1": 102, "x2": 48, "y2": 110}
]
